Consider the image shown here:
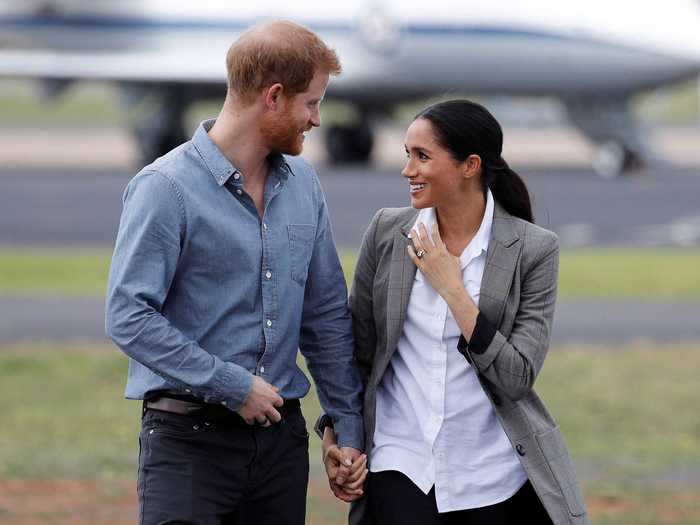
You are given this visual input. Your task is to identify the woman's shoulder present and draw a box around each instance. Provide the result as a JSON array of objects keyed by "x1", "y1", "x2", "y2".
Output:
[
  {"x1": 494, "y1": 208, "x2": 559, "y2": 265},
  {"x1": 519, "y1": 218, "x2": 558, "y2": 248}
]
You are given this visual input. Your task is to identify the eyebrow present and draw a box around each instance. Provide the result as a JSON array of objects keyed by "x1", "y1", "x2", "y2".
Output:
[{"x1": 405, "y1": 144, "x2": 432, "y2": 155}]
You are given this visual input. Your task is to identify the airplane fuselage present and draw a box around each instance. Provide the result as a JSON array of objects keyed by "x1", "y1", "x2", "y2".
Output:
[{"x1": 1, "y1": 0, "x2": 699, "y2": 101}]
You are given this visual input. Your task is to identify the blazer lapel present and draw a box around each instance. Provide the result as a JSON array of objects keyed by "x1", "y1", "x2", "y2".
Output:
[
  {"x1": 379, "y1": 218, "x2": 418, "y2": 380},
  {"x1": 479, "y1": 204, "x2": 522, "y2": 326}
]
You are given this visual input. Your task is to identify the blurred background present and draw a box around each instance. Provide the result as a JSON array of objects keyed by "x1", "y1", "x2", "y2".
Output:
[{"x1": 1, "y1": 1, "x2": 699, "y2": 524}]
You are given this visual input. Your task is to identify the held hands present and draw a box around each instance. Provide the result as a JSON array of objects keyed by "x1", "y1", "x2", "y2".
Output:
[
  {"x1": 322, "y1": 428, "x2": 368, "y2": 502},
  {"x1": 237, "y1": 375, "x2": 284, "y2": 426},
  {"x1": 407, "y1": 223, "x2": 465, "y2": 302}
]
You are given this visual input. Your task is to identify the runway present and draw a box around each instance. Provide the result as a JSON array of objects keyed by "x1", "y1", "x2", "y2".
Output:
[
  {"x1": 1, "y1": 164, "x2": 699, "y2": 249},
  {"x1": 1, "y1": 126, "x2": 698, "y2": 345},
  {"x1": 1, "y1": 296, "x2": 698, "y2": 345}
]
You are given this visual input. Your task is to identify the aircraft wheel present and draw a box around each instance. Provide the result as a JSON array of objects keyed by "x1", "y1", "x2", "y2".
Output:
[
  {"x1": 326, "y1": 124, "x2": 374, "y2": 164},
  {"x1": 592, "y1": 141, "x2": 642, "y2": 178},
  {"x1": 134, "y1": 126, "x2": 188, "y2": 166}
]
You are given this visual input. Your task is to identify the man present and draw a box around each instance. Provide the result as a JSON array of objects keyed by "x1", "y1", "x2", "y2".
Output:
[{"x1": 106, "y1": 20, "x2": 364, "y2": 524}]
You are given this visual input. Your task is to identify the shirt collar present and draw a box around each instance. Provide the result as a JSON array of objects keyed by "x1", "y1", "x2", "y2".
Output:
[
  {"x1": 412, "y1": 189, "x2": 494, "y2": 270},
  {"x1": 192, "y1": 119, "x2": 295, "y2": 187}
]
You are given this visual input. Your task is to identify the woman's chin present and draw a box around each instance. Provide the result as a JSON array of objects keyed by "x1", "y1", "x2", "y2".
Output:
[{"x1": 409, "y1": 195, "x2": 431, "y2": 209}]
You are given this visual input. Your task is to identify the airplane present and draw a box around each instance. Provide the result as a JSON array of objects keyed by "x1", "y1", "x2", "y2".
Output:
[{"x1": 1, "y1": 0, "x2": 699, "y2": 177}]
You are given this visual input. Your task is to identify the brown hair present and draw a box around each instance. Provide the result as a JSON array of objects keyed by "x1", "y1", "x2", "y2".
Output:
[{"x1": 226, "y1": 20, "x2": 341, "y2": 103}]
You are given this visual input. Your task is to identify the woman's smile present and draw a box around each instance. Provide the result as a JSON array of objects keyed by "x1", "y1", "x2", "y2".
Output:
[{"x1": 409, "y1": 182, "x2": 427, "y2": 194}]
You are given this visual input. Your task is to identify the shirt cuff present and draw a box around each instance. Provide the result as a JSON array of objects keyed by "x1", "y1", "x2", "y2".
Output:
[
  {"x1": 458, "y1": 311, "x2": 497, "y2": 355},
  {"x1": 212, "y1": 363, "x2": 253, "y2": 411},
  {"x1": 332, "y1": 415, "x2": 365, "y2": 451}
]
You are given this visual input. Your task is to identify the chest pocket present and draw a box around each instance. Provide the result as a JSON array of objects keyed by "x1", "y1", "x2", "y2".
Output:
[{"x1": 288, "y1": 224, "x2": 316, "y2": 285}]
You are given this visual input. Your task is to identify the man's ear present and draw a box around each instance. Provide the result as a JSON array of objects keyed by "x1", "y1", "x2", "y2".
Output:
[
  {"x1": 264, "y1": 83, "x2": 285, "y2": 110},
  {"x1": 463, "y1": 154, "x2": 482, "y2": 179}
]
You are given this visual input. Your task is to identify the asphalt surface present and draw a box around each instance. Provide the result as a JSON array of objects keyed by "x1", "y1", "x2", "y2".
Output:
[
  {"x1": 1, "y1": 165, "x2": 699, "y2": 249},
  {"x1": 1, "y1": 163, "x2": 699, "y2": 344},
  {"x1": 2, "y1": 296, "x2": 698, "y2": 346}
]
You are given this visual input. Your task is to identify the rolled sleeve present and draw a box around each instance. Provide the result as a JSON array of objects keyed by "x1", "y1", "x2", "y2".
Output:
[
  {"x1": 458, "y1": 235, "x2": 559, "y2": 400},
  {"x1": 457, "y1": 311, "x2": 497, "y2": 356}
]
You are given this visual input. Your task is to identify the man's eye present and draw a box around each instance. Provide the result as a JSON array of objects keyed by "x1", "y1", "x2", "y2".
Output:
[{"x1": 419, "y1": 152, "x2": 429, "y2": 160}]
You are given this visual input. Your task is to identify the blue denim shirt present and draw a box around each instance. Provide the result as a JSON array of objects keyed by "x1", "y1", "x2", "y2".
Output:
[{"x1": 106, "y1": 119, "x2": 364, "y2": 449}]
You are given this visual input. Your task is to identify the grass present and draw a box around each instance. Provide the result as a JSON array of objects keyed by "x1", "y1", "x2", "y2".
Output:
[
  {"x1": 0, "y1": 248, "x2": 113, "y2": 297},
  {"x1": 0, "y1": 247, "x2": 698, "y2": 299},
  {"x1": 559, "y1": 248, "x2": 700, "y2": 300},
  {"x1": 0, "y1": 82, "x2": 121, "y2": 126},
  {"x1": 0, "y1": 342, "x2": 698, "y2": 524}
]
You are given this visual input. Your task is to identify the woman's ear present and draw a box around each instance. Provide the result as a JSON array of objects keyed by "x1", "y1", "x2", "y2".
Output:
[{"x1": 463, "y1": 154, "x2": 482, "y2": 179}]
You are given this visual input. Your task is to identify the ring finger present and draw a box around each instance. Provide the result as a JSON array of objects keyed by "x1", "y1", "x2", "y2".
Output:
[{"x1": 411, "y1": 227, "x2": 427, "y2": 256}]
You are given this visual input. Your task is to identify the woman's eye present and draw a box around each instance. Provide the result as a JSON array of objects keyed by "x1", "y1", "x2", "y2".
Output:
[{"x1": 419, "y1": 152, "x2": 428, "y2": 160}]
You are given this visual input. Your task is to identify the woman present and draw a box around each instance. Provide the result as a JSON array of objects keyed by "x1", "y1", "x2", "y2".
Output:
[{"x1": 320, "y1": 100, "x2": 589, "y2": 525}]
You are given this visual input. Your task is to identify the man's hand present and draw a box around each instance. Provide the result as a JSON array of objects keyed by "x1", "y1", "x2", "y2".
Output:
[
  {"x1": 322, "y1": 428, "x2": 367, "y2": 502},
  {"x1": 237, "y1": 376, "x2": 283, "y2": 426}
]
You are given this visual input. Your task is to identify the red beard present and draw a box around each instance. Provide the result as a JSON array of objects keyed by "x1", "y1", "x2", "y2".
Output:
[{"x1": 260, "y1": 108, "x2": 305, "y2": 156}]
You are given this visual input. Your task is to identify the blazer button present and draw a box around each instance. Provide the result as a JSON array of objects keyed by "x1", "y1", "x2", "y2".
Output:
[{"x1": 516, "y1": 444, "x2": 526, "y2": 456}]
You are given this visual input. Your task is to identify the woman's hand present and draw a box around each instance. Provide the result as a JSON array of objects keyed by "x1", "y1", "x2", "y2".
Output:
[
  {"x1": 407, "y1": 223, "x2": 465, "y2": 302},
  {"x1": 407, "y1": 222, "x2": 480, "y2": 340}
]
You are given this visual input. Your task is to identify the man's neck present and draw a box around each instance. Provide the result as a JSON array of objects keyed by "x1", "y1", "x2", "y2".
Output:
[{"x1": 208, "y1": 105, "x2": 270, "y2": 183}]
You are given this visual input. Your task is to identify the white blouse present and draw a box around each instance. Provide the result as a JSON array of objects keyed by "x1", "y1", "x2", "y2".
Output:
[{"x1": 370, "y1": 190, "x2": 527, "y2": 512}]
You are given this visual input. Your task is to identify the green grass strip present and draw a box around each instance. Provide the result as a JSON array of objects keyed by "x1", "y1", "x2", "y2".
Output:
[{"x1": 0, "y1": 247, "x2": 698, "y2": 299}]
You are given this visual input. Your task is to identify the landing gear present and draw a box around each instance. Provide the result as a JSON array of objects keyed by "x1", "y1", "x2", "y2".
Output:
[
  {"x1": 565, "y1": 96, "x2": 652, "y2": 178},
  {"x1": 325, "y1": 122, "x2": 374, "y2": 164},
  {"x1": 592, "y1": 141, "x2": 644, "y2": 179},
  {"x1": 134, "y1": 124, "x2": 188, "y2": 165},
  {"x1": 130, "y1": 88, "x2": 188, "y2": 166}
]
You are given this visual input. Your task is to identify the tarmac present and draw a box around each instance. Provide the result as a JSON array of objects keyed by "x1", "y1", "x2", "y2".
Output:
[
  {"x1": 1, "y1": 124, "x2": 699, "y2": 344},
  {"x1": 1, "y1": 296, "x2": 699, "y2": 346}
]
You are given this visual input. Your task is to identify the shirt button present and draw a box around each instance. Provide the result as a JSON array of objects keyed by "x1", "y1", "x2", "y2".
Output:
[
  {"x1": 260, "y1": 366, "x2": 265, "y2": 374},
  {"x1": 266, "y1": 319, "x2": 272, "y2": 327},
  {"x1": 236, "y1": 189, "x2": 242, "y2": 195},
  {"x1": 263, "y1": 223, "x2": 268, "y2": 230},
  {"x1": 265, "y1": 271, "x2": 272, "y2": 279},
  {"x1": 233, "y1": 172, "x2": 240, "y2": 180}
]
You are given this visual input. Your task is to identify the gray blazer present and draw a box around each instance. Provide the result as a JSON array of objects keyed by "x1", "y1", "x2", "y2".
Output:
[{"x1": 347, "y1": 203, "x2": 589, "y2": 525}]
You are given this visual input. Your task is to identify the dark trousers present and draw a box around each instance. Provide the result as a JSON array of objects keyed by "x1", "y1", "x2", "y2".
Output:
[
  {"x1": 368, "y1": 470, "x2": 553, "y2": 525},
  {"x1": 137, "y1": 405, "x2": 309, "y2": 525}
]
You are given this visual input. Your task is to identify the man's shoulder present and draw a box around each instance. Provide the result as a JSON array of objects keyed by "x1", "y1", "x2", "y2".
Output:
[{"x1": 138, "y1": 141, "x2": 201, "y2": 186}]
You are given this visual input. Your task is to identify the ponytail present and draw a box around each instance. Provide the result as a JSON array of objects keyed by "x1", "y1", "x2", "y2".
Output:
[{"x1": 482, "y1": 155, "x2": 533, "y2": 223}]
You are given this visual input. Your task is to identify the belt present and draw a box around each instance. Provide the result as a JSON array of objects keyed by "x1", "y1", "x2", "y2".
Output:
[{"x1": 145, "y1": 396, "x2": 301, "y2": 418}]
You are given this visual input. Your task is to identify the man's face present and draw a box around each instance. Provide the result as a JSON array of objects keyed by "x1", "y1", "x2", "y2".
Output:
[{"x1": 261, "y1": 70, "x2": 329, "y2": 155}]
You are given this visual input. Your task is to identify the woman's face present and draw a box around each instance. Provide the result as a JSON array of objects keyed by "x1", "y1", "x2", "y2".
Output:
[{"x1": 402, "y1": 118, "x2": 468, "y2": 210}]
